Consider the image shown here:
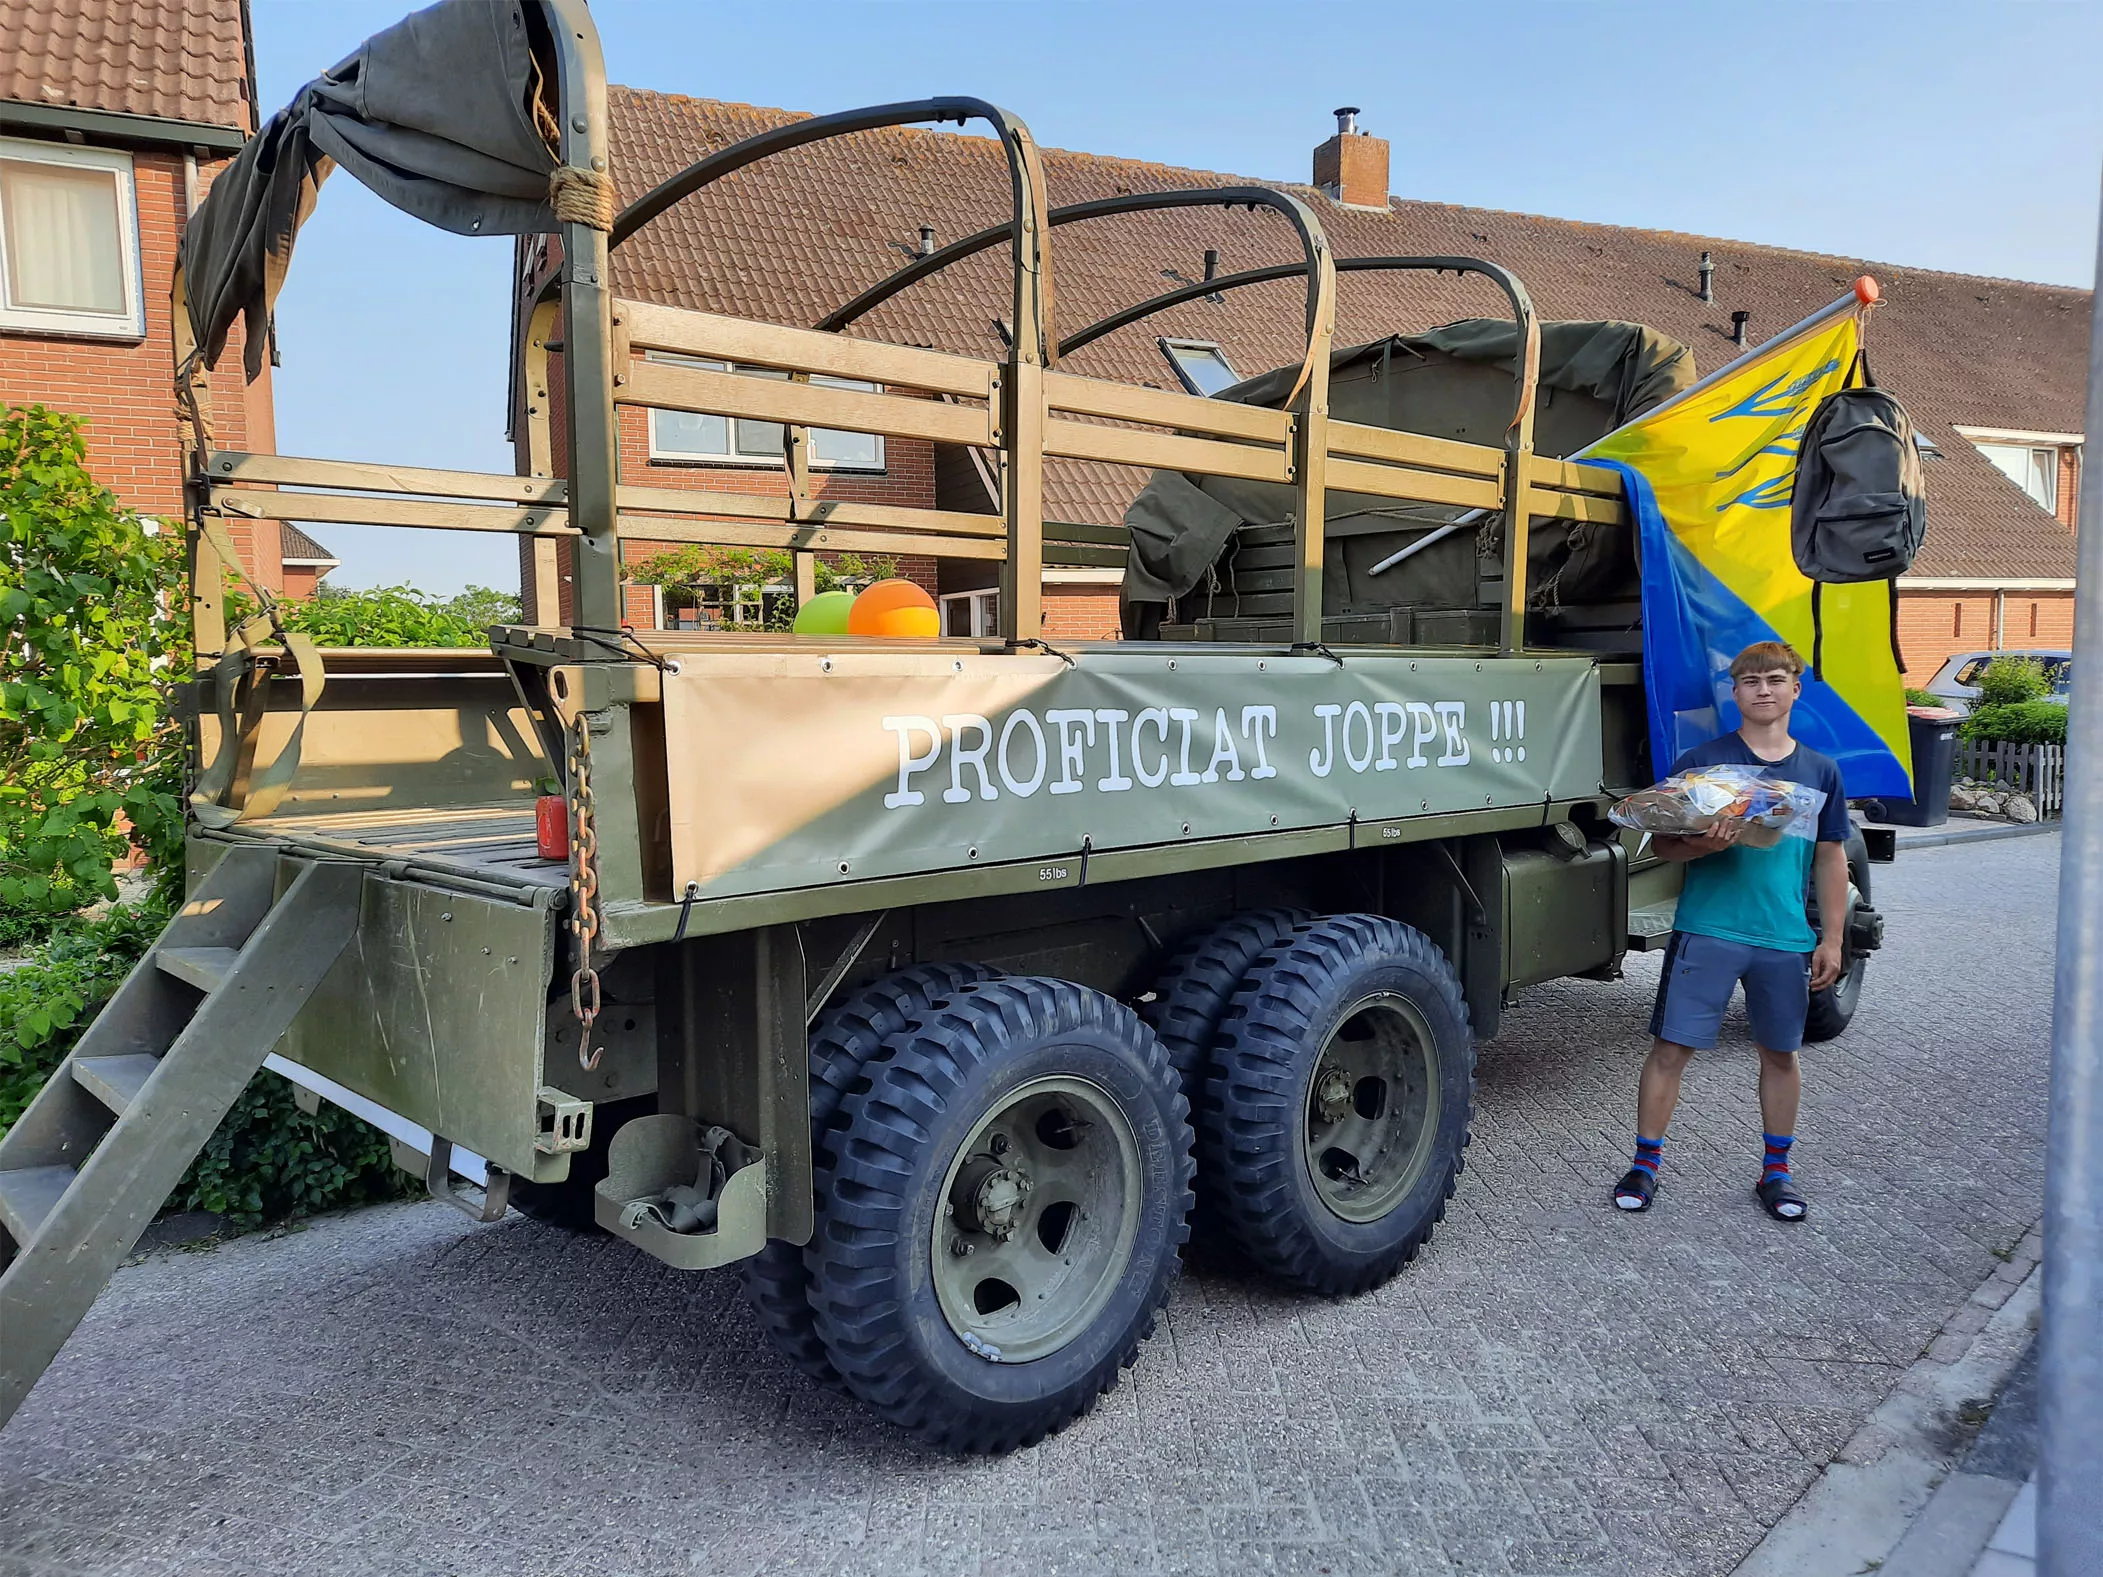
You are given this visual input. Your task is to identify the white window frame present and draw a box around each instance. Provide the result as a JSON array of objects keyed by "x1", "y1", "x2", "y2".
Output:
[
  {"x1": 645, "y1": 352, "x2": 885, "y2": 472},
  {"x1": 1955, "y1": 425, "x2": 2082, "y2": 518},
  {"x1": 1159, "y1": 337, "x2": 1241, "y2": 397},
  {"x1": 1973, "y1": 440, "x2": 2059, "y2": 514},
  {"x1": 939, "y1": 588, "x2": 1000, "y2": 637},
  {"x1": 0, "y1": 136, "x2": 145, "y2": 339}
]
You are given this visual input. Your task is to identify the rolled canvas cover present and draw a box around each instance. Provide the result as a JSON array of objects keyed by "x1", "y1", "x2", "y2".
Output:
[
  {"x1": 180, "y1": 0, "x2": 562, "y2": 380},
  {"x1": 1122, "y1": 319, "x2": 1697, "y2": 625}
]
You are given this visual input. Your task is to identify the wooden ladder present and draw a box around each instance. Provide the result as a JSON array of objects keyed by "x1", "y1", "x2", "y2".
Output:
[{"x1": 0, "y1": 847, "x2": 363, "y2": 1428}]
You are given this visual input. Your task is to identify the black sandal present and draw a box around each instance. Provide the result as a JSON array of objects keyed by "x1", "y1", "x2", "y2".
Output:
[
  {"x1": 1756, "y1": 1175, "x2": 1807, "y2": 1222},
  {"x1": 1613, "y1": 1168, "x2": 1656, "y2": 1212}
]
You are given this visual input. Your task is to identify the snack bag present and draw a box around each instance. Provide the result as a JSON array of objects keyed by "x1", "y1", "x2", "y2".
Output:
[{"x1": 1609, "y1": 764, "x2": 1827, "y2": 846}]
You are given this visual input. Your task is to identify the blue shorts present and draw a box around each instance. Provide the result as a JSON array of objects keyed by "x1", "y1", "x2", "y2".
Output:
[{"x1": 1649, "y1": 931, "x2": 1810, "y2": 1053}]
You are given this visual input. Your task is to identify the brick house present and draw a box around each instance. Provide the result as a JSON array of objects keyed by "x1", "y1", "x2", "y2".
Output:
[
  {"x1": 519, "y1": 92, "x2": 2083, "y2": 670},
  {"x1": 0, "y1": 0, "x2": 328, "y2": 593}
]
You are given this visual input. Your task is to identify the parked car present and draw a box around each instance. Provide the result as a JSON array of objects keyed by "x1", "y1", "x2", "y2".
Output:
[{"x1": 1920, "y1": 649, "x2": 2072, "y2": 712}]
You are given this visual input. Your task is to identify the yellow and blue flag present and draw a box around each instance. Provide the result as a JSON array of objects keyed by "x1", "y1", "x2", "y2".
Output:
[{"x1": 1583, "y1": 308, "x2": 1913, "y2": 798}]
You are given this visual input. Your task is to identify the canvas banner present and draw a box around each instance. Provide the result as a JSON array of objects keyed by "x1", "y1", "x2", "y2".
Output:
[{"x1": 659, "y1": 649, "x2": 1603, "y2": 900}]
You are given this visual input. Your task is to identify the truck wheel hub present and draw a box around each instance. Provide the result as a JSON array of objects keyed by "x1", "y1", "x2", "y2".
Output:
[
  {"x1": 1314, "y1": 1064, "x2": 1354, "y2": 1124},
  {"x1": 954, "y1": 1157, "x2": 1032, "y2": 1241}
]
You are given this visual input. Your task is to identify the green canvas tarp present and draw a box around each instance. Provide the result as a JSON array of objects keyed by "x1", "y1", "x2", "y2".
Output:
[{"x1": 1122, "y1": 318, "x2": 1698, "y2": 629}]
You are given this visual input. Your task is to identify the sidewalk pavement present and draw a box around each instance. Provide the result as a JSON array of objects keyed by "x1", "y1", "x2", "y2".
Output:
[
  {"x1": 1972, "y1": 1477, "x2": 2037, "y2": 1576},
  {"x1": 1731, "y1": 1236, "x2": 2042, "y2": 1577}
]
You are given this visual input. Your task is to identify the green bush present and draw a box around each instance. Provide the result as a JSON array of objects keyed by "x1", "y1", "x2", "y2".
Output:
[
  {"x1": 229, "y1": 582, "x2": 518, "y2": 648},
  {"x1": 0, "y1": 405, "x2": 183, "y2": 924},
  {"x1": 0, "y1": 406, "x2": 421, "y2": 1233},
  {"x1": 1962, "y1": 700, "x2": 2068, "y2": 747},
  {"x1": 1904, "y1": 687, "x2": 1944, "y2": 709},
  {"x1": 0, "y1": 897, "x2": 407, "y2": 1229},
  {"x1": 1973, "y1": 655, "x2": 2051, "y2": 708},
  {"x1": 0, "y1": 900, "x2": 168, "y2": 1130}
]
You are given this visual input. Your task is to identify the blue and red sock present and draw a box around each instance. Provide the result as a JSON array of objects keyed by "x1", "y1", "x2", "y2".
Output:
[
  {"x1": 1762, "y1": 1132, "x2": 1795, "y2": 1185},
  {"x1": 1631, "y1": 1135, "x2": 1664, "y2": 1180}
]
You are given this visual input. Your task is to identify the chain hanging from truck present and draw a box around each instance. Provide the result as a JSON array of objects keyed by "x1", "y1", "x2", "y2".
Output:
[{"x1": 566, "y1": 710, "x2": 605, "y2": 1071}]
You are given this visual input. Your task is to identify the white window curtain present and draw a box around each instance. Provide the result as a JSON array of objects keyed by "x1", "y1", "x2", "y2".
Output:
[{"x1": 0, "y1": 158, "x2": 125, "y2": 314}]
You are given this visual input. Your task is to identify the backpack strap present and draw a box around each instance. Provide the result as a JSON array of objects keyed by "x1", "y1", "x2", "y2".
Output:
[
  {"x1": 1887, "y1": 574, "x2": 1906, "y2": 675},
  {"x1": 1843, "y1": 348, "x2": 1877, "y2": 390},
  {"x1": 1810, "y1": 580, "x2": 1825, "y2": 681}
]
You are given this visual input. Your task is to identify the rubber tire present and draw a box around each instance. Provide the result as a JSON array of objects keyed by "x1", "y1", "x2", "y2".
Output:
[
  {"x1": 509, "y1": 1094, "x2": 655, "y2": 1230},
  {"x1": 1804, "y1": 840, "x2": 1872, "y2": 1043},
  {"x1": 1200, "y1": 914, "x2": 1473, "y2": 1296},
  {"x1": 806, "y1": 977, "x2": 1194, "y2": 1452},
  {"x1": 1140, "y1": 908, "x2": 1314, "y2": 1094},
  {"x1": 740, "y1": 962, "x2": 998, "y2": 1387}
]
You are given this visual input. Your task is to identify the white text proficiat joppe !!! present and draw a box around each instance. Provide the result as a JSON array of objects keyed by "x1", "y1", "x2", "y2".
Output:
[{"x1": 879, "y1": 700, "x2": 1482, "y2": 810}]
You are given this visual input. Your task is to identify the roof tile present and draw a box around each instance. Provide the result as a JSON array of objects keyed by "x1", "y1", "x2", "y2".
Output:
[{"x1": 0, "y1": 0, "x2": 251, "y2": 132}]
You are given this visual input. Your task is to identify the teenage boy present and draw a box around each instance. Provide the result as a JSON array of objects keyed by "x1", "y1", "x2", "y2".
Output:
[{"x1": 1614, "y1": 640, "x2": 1852, "y2": 1222}]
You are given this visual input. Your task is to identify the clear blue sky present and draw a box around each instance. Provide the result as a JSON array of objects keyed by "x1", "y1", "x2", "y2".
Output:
[{"x1": 252, "y1": 0, "x2": 2103, "y2": 595}]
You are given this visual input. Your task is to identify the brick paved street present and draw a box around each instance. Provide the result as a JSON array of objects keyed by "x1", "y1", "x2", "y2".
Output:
[{"x1": 0, "y1": 834, "x2": 2059, "y2": 1577}]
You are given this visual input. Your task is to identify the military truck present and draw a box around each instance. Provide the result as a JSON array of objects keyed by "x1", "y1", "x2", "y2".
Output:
[{"x1": 0, "y1": 0, "x2": 1886, "y2": 1452}]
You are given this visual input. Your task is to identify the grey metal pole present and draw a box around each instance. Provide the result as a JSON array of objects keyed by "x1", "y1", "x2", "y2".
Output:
[{"x1": 2038, "y1": 179, "x2": 2103, "y2": 1577}]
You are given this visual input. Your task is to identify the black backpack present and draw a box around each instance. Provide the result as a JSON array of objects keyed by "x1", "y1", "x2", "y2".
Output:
[{"x1": 1791, "y1": 352, "x2": 1927, "y2": 674}]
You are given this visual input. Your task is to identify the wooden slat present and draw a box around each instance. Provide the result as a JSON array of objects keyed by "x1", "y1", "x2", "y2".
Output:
[
  {"x1": 1042, "y1": 544, "x2": 1127, "y2": 569},
  {"x1": 211, "y1": 487, "x2": 571, "y2": 536},
  {"x1": 615, "y1": 299, "x2": 996, "y2": 399},
  {"x1": 205, "y1": 452, "x2": 565, "y2": 504},
  {"x1": 614, "y1": 485, "x2": 1005, "y2": 539},
  {"x1": 1530, "y1": 491, "x2": 1625, "y2": 526},
  {"x1": 1042, "y1": 370, "x2": 1290, "y2": 445},
  {"x1": 1043, "y1": 419, "x2": 1292, "y2": 484},
  {"x1": 614, "y1": 484, "x2": 787, "y2": 523},
  {"x1": 1042, "y1": 520, "x2": 1130, "y2": 545},
  {"x1": 1324, "y1": 458, "x2": 1502, "y2": 512},
  {"x1": 620, "y1": 361, "x2": 994, "y2": 446},
  {"x1": 612, "y1": 515, "x2": 1007, "y2": 561},
  {"x1": 1327, "y1": 419, "x2": 1505, "y2": 478},
  {"x1": 1538, "y1": 456, "x2": 1627, "y2": 497}
]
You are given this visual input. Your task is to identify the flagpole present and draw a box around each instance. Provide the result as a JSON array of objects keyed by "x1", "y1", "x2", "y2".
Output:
[{"x1": 1368, "y1": 276, "x2": 1881, "y2": 577}]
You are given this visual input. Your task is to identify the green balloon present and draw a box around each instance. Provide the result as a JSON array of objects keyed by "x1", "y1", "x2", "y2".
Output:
[{"x1": 792, "y1": 589, "x2": 856, "y2": 635}]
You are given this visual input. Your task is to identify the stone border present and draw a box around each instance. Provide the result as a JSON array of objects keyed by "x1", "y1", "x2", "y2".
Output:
[
  {"x1": 1879, "y1": 819, "x2": 2062, "y2": 851},
  {"x1": 1731, "y1": 1225, "x2": 2044, "y2": 1577}
]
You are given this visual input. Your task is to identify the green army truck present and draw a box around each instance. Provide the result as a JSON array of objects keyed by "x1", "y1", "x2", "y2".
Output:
[{"x1": 0, "y1": 0, "x2": 1886, "y2": 1452}]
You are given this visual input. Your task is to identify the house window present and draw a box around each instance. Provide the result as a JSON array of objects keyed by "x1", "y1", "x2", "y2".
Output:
[
  {"x1": 0, "y1": 138, "x2": 144, "y2": 338},
  {"x1": 940, "y1": 588, "x2": 999, "y2": 637},
  {"x1": 1953, "y1": 605, "x2": 1963, "y2": 639},
  {"x1": 1974, "y1": 441, "x2": 2059, "y2": 514},
  {"x1": 1159, "y1": 338, "x2": 1241, "y2": 397},
  {"x1": 646, "y1": 353, "x2": 884, "y2": 470}
]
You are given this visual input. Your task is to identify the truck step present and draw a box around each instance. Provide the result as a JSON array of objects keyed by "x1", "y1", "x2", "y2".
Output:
[
  {"x1": 156, "y1": 946, "x2": 240, "y2": 993},
  {"x1": 71, "y1": 1055, "x2": 161, "y2": 1117},
  {"x1": 0, "y1": 854, "x2": 362, "y2": 1431},
  {"x1": 0, "y1": 1167, "x2": 74, "y2": 1247}
]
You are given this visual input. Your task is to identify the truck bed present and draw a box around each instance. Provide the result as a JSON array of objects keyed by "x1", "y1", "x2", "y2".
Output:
[{"x1": 223, "y1": 805, "x2": 566, "y2": 894}]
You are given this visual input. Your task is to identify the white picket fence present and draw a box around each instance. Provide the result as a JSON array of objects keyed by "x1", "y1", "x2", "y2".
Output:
[{"x1": 1956, "y1": 738, "x2": 2066, "y2": 817}]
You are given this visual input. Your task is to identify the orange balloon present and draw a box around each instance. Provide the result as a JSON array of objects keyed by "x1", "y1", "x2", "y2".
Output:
[{"x1": 848, "y1": 578, "x2": 939, "y2": 638}]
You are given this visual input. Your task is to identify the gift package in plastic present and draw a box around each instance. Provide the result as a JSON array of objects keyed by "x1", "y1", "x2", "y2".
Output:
[{"x1": 1608, "y1": 765, "x2": 1828, "y2": 848}]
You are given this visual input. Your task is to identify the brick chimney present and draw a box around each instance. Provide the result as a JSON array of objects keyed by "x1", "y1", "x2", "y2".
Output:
[{"x1": 1312, "y1": 106, "x2": 1389, "y2": 210}]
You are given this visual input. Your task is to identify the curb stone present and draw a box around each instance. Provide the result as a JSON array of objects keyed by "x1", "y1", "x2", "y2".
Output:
[
  {"x1": 1868, "y1": 819, "x2": 2061, "y2": 851},
  {"x1": 1730, "y1": 1225, "x2": 2044, "y2": 1577}
]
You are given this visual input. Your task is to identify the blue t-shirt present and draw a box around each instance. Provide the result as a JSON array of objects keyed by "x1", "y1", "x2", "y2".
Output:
[{"x1": 1667, "y1": 734, "x2": 1852, "y2": 953}]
